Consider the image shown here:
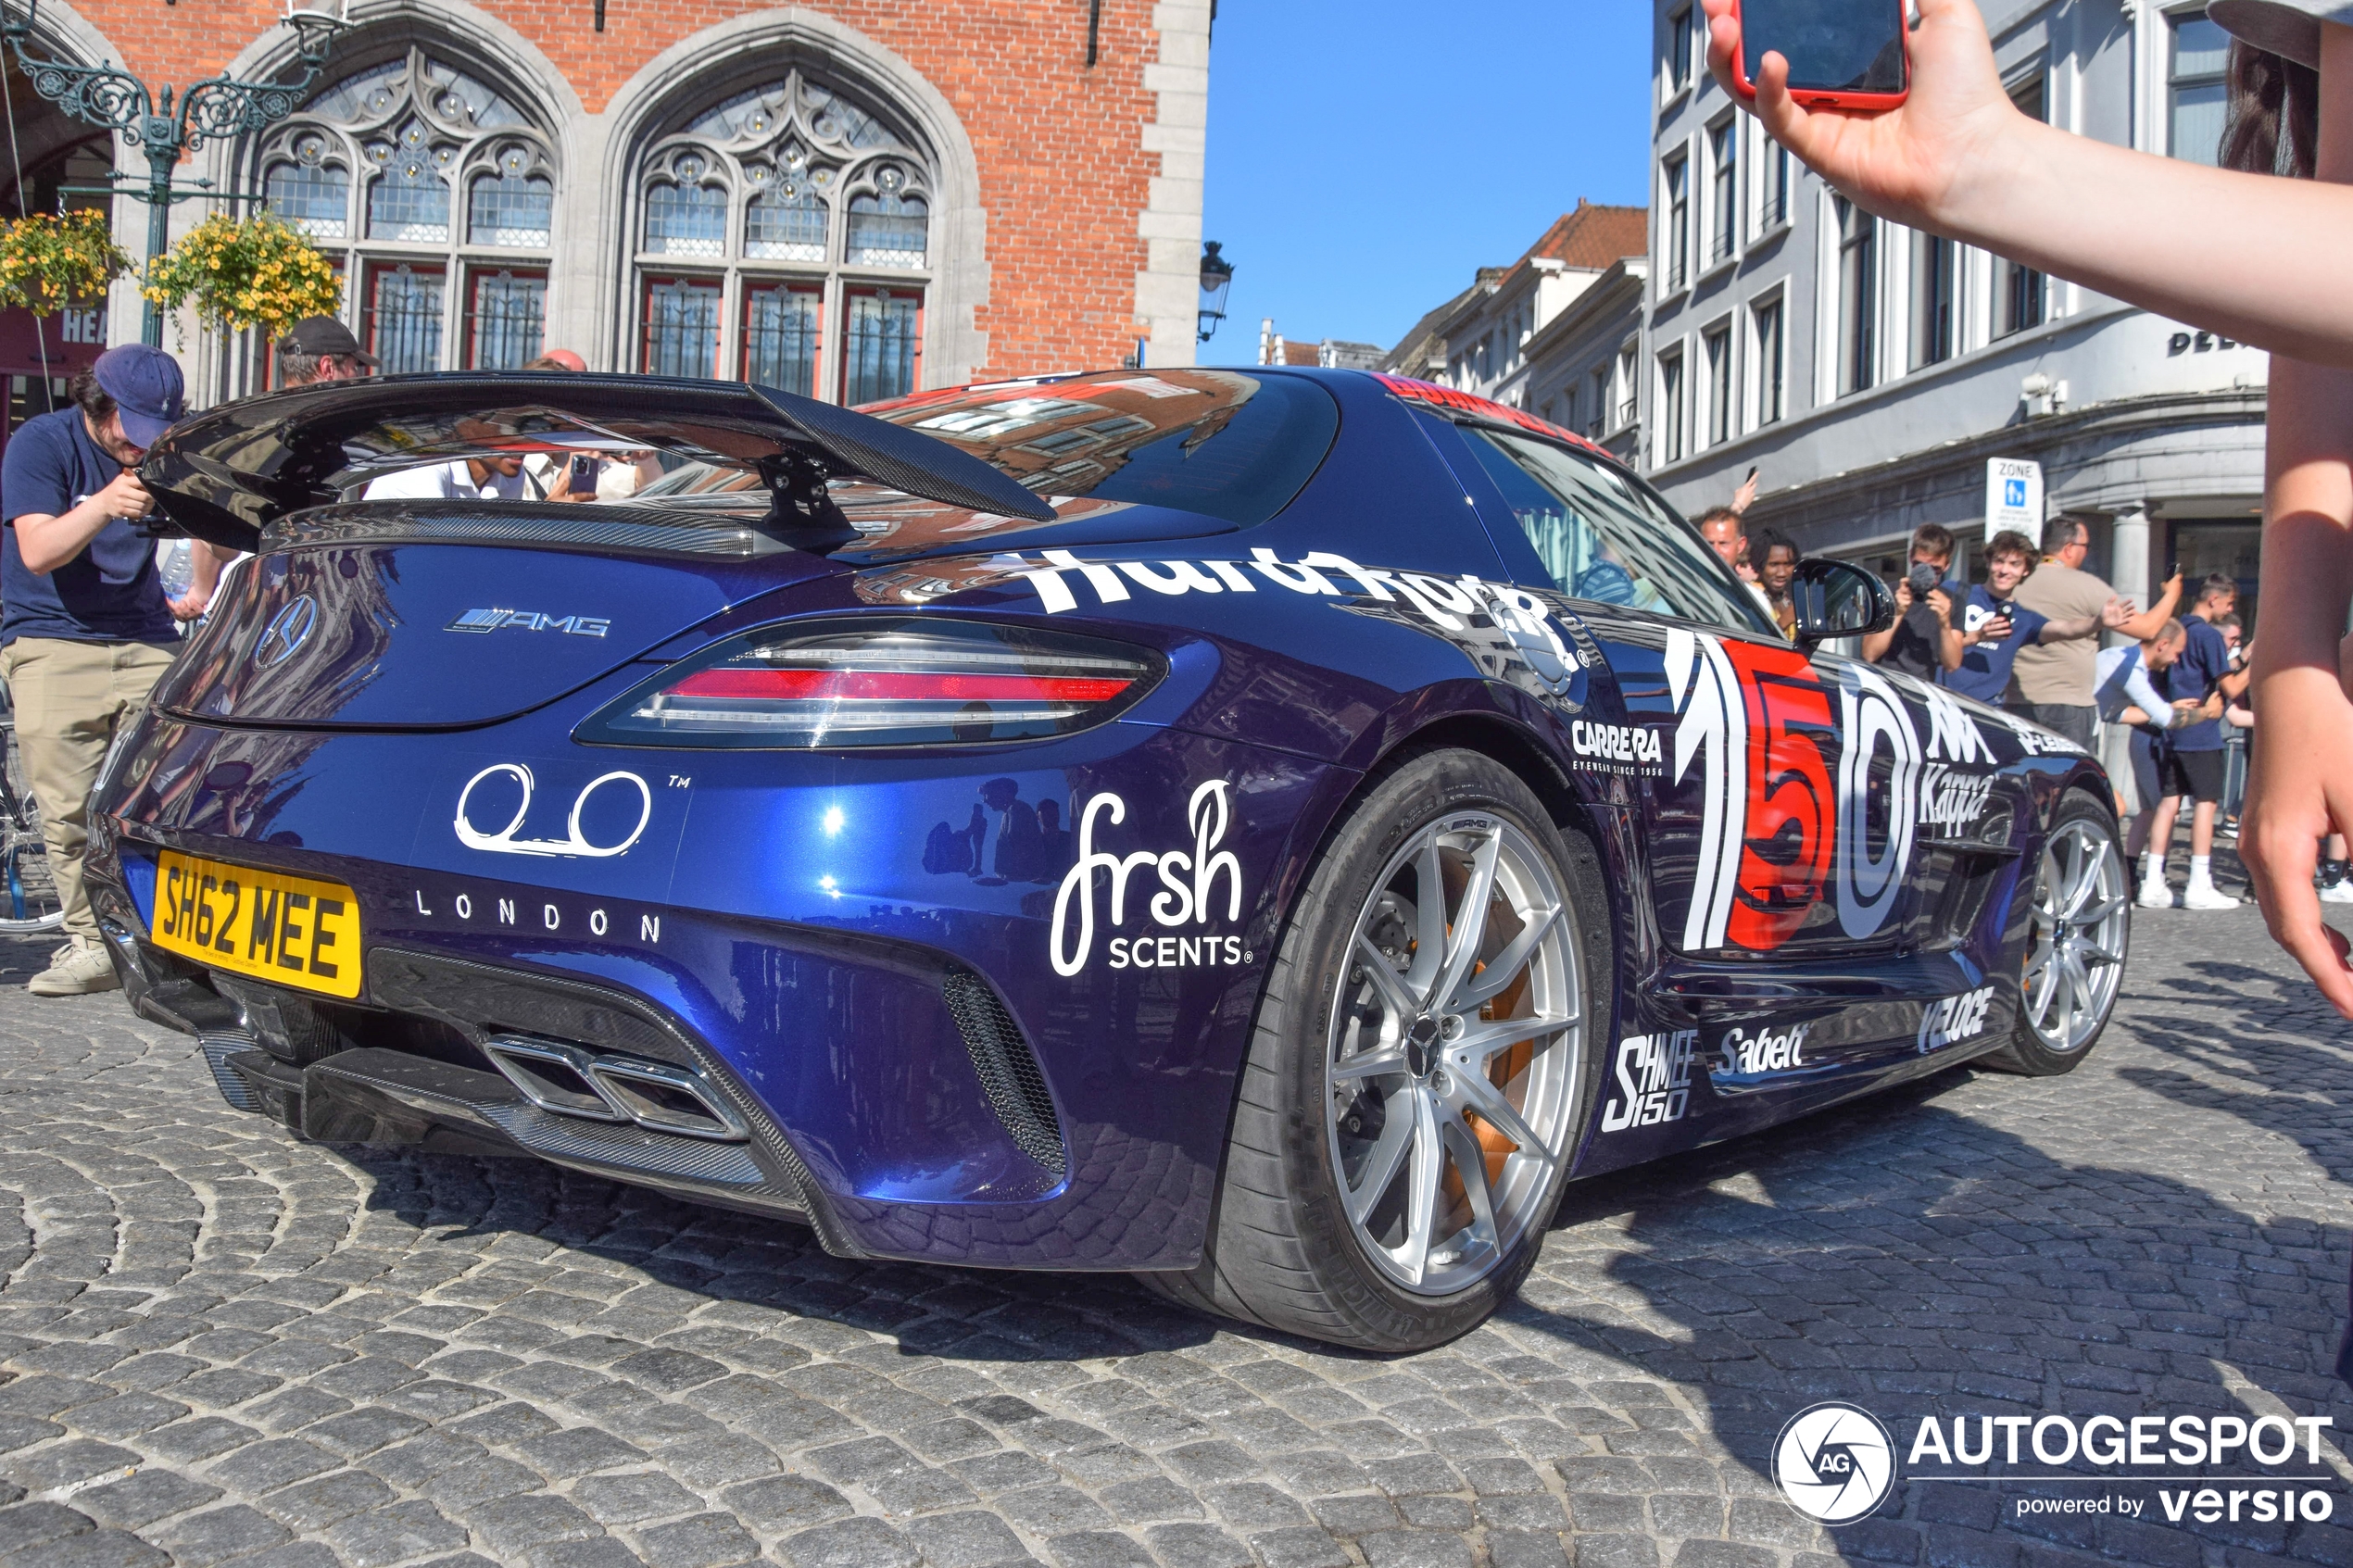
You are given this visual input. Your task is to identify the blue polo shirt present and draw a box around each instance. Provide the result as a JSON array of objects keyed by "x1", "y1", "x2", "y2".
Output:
[
  {"x1": 0, "y1": 408, "x2": 176, "y2": 647},
  {"x1": 2162, "y1": 614, "x2": 2234, "y2": 753},
  {"x1": 1944, "y1": 585, "x2": 2050, "y2": 704}
]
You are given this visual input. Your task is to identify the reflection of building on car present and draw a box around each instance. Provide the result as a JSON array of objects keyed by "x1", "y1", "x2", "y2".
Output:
[{"x1": 94, "y1": 367, "x2": 2128, "y2": 1352}]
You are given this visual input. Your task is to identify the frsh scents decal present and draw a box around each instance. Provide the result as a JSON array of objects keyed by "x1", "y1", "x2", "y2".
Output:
[{"x1": 1050, "y1": 780, "x2": 1247, "y2": 976}]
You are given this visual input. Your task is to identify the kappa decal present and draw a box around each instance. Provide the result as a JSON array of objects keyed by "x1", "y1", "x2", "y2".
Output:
[
  {"x1": 1918, "y1": 765, "x2": 1997, "y2": 834},
  {"x1": 1050, "y1": 779, "x2": 1248, "y2": 976},
  {"x1": 1721, "y1": 1021, "x2": 1810, "y2": 1075},
  {"x1": 1600, "y1": 1029, "x2": 1698, "y2": 1131},
  {"x1": 1918, "y1": 985, "x2": 1995, "y2": 1054}
]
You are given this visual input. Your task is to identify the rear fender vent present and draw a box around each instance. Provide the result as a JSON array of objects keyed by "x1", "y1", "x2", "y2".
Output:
[{"x1": 942, "y1": 970, "x2": 1064, "y2": 1176}]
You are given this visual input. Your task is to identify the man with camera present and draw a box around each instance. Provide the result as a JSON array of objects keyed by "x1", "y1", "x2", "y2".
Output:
[
  {"x1": 0, "y1": 345, "x2": 198, "y2": 996},
  {"x1": 1862, "y1": 524, "x2": 1968, "y2": 679}
]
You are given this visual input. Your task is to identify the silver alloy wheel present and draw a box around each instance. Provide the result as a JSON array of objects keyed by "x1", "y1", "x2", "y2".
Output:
[
  {"x1": 2022, "y1": 818, "x2": 2129, "y2": 1052},
  {"x1": 1325, "y1": 812, "x2": 1581, "y2": 1296}
]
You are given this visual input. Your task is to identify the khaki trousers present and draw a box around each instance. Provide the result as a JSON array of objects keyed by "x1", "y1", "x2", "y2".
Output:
[{"x1": 0, "y1": 637, "x2": 177, "y2": 942}]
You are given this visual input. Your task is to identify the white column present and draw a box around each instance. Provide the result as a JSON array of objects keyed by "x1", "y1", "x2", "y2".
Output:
[{"x1": 2110, "y1": 502, "x2": 2153, "y2": 623}]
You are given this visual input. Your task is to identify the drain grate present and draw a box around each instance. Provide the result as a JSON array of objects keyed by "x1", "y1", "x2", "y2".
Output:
[{"x1": 942, "y1": 970, "x2": 1064, "y2": 1175}]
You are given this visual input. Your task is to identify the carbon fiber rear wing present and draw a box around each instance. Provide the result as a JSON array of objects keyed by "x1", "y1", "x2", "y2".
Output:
[{"x1": 139, "y1": 371, "x2": 1055, "y2": 556}]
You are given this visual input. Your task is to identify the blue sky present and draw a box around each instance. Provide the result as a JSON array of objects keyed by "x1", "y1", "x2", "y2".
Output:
[{"x1": 1200, "y1": 1, "x2": 1655, "y2": 362}]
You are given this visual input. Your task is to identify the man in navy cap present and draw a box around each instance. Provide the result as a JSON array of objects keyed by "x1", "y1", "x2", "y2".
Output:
[{"x1": 0, "y1": 344, "x2": 209, "y2": 996}]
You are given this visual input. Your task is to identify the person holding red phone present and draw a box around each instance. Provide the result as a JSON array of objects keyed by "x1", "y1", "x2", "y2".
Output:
[{"x1": 1707, "y1": 0, "x2": 2353, "y2": 1385}]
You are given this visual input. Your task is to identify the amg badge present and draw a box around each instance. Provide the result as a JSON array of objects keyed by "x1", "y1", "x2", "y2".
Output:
[{"x1": 447, "y1": 608, "x2": 611, "y2": 637}]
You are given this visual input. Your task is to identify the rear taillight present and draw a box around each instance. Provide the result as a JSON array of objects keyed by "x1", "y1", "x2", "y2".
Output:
[{"x1": 577, "y1": 619, "x2": 1159, "y2": 749}]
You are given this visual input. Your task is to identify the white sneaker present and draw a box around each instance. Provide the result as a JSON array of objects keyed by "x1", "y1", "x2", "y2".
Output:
[
  {"x1": 2183, "y1": 881, "x2": 2241, "y2": 911},
  {"x1": 2321, "y1": 881, "x2": 2353, "y2": 905},
  {"x1": 27, "y1": 939, "x2": 119, "y2": 997},
  {"x1": 2136, "y1": 880, "x2": 2175, "y2": 909}
]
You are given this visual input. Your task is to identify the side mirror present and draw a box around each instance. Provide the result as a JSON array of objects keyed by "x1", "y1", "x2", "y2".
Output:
[{"x1": 1790, "y1": 558, "x2": 1895, "y2": 644}]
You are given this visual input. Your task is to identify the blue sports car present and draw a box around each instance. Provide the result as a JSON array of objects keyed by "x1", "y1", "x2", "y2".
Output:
[{"x1": 93, "y1": 367, "x2": 2128, "y2": 1351}]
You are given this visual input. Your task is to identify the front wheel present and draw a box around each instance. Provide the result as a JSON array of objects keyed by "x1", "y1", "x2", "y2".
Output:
[
  {"x1": 1144, "y1": 749, "x2": 1608, "y2": 1351},
  {"x1": 1982, "y1": 793, "x2": 2129, "y2": 1075}
]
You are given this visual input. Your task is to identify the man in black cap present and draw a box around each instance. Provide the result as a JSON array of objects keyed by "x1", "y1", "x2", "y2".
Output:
[
  {"x1": 274, "y1": 315, "x2": 378, "y2": 387},
  {"x1": 0, "y1": 344, "x2": 202, "y2": 995}
]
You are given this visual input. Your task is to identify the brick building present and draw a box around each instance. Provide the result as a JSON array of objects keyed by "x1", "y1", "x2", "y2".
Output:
[{"x1": 1, "y1": 0, "x2": 1212, "y2": 425}]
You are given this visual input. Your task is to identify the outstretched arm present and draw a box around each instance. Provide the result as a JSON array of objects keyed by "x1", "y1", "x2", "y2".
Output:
[{"x1": 1705, "y1": 0, "x2": 2353, "y2": 368}]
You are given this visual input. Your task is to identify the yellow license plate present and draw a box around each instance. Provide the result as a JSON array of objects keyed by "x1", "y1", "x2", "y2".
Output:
[{"x1": 151, "y1": 851, "x2": 362, "y2": 999}]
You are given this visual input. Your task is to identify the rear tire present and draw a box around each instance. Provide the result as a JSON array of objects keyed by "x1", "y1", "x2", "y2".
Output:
[
  {"x1": 1982, "y1": 791, "x2": 2128, "y2": 1076},
  {"x1": 1142, "y1": 748, "x2": 1609, "y2": 1351}
]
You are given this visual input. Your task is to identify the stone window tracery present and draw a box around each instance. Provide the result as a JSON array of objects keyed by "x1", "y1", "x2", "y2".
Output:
[
  {"x1": 254, "y1": 47, "x2": 557, "y2": 373},
  {"x1": 634, "y1": 69, "x2": 933, "y2": 401}
]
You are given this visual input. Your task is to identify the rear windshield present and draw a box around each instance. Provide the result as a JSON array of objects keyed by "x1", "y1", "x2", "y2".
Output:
[{"x1": 863, "y1": 370, "x2": 1337, "y2": 527}]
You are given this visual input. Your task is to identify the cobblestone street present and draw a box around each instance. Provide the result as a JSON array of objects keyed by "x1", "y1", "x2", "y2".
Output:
[{"x1": 0, "y1": 894, "x2": 2346, "y2": 1568}]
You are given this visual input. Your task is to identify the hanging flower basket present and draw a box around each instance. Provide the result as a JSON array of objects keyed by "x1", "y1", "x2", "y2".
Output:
[
  {"x1": 143, "y1": 214, "x2": 342, "y2": 338},
  {"x1": 0, "y1": 209, "x2": 132, "y2": 317}
]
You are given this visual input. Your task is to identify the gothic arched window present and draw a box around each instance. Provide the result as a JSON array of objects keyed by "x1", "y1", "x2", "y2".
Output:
[
  {"x1": 633, "y1": 69, "x2": 933, "y2": 402},
  {"x1": 256, "y1": 49, "x2": 557, "y2": 373}
]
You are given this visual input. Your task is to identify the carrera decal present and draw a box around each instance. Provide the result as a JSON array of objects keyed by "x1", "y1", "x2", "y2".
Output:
[
  {"x1": 1050, "y1": 779, "x2": 1249, "y2": 976},
  {"x1": 1918, "y1": 985, "x2": 1996, "y2": 1054},
  {"x1": 1569, "y1": 720, "x2": 1663, "y2": 776},
  {"x1": 1600, "y1": 1029, "x2": 1698, "y2": 1131}
]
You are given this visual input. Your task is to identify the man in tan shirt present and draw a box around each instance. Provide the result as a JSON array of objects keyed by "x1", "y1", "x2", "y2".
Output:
[{"x1": 2009, "y1": 516, "x2": 2182, "y2": 748}]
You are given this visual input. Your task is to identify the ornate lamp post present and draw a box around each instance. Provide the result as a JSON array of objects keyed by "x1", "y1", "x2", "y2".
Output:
[
  {"x1": 1197, "y1": 240, "x2": 1234, "y2": 345},
  {"x1": 2, "y1": 0, "x2": 351, "y2": 345}
]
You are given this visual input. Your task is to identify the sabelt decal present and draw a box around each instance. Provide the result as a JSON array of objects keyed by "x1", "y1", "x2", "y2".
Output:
[
  {"x1": 1051, "y1": 779, "x2": 1249, "y2": 976},
  {"x1": 1721, "y1": 1021, "x2": 1810, "y2": 1074},
  {"x1": 1918, "y1": 985, "x2": 1995, "y2": 1054},
  {"x1": 1600, "y1": 1029, "x2": 1698, "y2": 1131}
]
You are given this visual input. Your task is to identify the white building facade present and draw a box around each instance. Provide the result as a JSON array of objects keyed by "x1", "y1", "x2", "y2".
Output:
[{"x1": 1637, "y1": 0, "x2": 2263, "y2": 615}]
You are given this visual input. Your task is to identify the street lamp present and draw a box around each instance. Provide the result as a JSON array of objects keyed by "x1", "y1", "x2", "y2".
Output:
[
  {"x1": 1197, "y1": 240, "x2": 1234, "y2": 345},
  {"x1": 2, "y1": 0, "x2": 352, "y2": 345}
]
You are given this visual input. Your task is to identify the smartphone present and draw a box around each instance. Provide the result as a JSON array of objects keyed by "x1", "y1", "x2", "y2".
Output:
[
  {"x1": 569, "y1": 454, "x2": 598, "y2": 488},
  {"x1": 1733, "y1": 0, "x2": 1911, "y2": 111}
]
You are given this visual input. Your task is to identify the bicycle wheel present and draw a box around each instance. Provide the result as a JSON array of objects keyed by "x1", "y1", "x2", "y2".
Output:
[{"x1": 0, "y1": 725, "x2": 67, "y2": 935}]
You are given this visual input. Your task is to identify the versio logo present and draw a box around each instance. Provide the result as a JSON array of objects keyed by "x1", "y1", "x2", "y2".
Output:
[{"x1": 1774, "y1": 1402, "x2": 1897, "y2": 1524}]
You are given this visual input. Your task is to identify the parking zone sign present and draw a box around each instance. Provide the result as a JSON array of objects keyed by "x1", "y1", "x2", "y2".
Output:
[{"x1": 1985, "y1": 458, "x2": 2044, "y2": 543}]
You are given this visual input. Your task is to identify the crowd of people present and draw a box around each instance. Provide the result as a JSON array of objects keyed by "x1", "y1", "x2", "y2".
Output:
[{"x1": 1703, "y1": 495, "x2": 2259, "y2": 913}]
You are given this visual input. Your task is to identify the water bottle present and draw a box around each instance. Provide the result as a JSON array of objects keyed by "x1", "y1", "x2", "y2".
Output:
[{"x1": 157, "y1": 538, "x2": 195, "y2": 600}]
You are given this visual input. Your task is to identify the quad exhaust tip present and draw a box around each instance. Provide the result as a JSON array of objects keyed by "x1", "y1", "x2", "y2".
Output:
[{"x1": 481, "y1": 1035, "x2": 749, "y2": 1143}]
